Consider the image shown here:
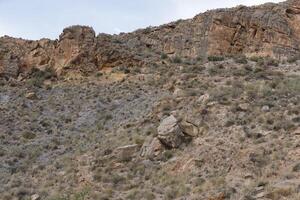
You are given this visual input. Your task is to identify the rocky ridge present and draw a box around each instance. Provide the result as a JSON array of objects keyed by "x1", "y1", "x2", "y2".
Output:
[
  {"x1": 0, "y1": 1, "x2": 300, "y2": 200},
  {"x1": 1, "y1": 0, "x2": 300, "y2": 78}
]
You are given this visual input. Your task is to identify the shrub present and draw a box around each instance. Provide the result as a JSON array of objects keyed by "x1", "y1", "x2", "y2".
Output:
[
  {"x1": 22, "y1": 132, "x2": 36, "y2": 140},
  {"x1": 161, "y1": 53, "x2": 168, "y2": 59},
  {"x1": 171, "y1": 56, "x2": 182, "y2": 64},
  {"x1": 287, "y1": 54, "x2": 300, "y2": 63},
  {"x1": 292, "y1": 163, "x2": 300, "y2": 172},
  {"x1": 265, "y1": 57, "x2": 279, "y2": 67},
  {"x1": 249, "y1": 56, "x2": 264, "y2": 63},
  {"x1": 208, "y1": 56, "x2": 224, "y2": 62},
  {"x1": 28, "y1": 67, "x2": 56, "y2": 87},
  {"x1": 162, "y1": 150, "x2": 173, "y2": 161},
  {"x1": 234, "y1": 55, "x2": 248, "y2": 64}
]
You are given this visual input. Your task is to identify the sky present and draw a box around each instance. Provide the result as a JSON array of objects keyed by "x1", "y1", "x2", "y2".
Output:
[{"x1": 0, "y1": 0, "x2": 283, "y2": 40}]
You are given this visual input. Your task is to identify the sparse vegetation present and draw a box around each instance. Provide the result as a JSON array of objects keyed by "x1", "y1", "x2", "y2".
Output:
[
  {"x1": 208, "y1": 55, "x2": 225, "y2": 62},
  {"x1": 171, "y1": 56, "x2": 182, "y2": 63}
]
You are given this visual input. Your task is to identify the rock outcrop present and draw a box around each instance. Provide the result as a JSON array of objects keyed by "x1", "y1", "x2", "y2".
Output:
[
  {"x1": 157, "y1": 115, "x2": 185, "y2": 148},
  {"x1": 1, "y1": 0, "x2": 300, "y2": 78}
]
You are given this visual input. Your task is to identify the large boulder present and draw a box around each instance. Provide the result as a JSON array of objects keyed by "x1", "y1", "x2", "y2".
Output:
[{"x1": 157, "y1": 115, "x2": 185, "y2": 148}]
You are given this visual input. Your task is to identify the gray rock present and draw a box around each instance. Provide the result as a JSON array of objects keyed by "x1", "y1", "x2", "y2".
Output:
[
  {"x1": 262, "y1": 105, "x2": 270, "y2": 112},
  {"x1": 140, "y1": 137, "x2": 163, "y2": 158},
  {"x1": 114, "y1": 144, "x2": 139, "y2": 162},
  {"x1": 180, "y1": 120, "x2": 199, "y2": 137},
  {"x1": 157, "y1": 115, "x2": 184, "y2": 148}
]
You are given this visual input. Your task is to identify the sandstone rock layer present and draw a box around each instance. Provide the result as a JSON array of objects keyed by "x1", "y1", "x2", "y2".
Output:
[{"x1": 1, "y1": 0, "x2": 300, "y2": 78}]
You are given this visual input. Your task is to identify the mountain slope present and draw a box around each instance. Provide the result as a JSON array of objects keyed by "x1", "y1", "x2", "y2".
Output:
[{"x1": 0, "y1": 1, "x2": 300, "y2": 200}]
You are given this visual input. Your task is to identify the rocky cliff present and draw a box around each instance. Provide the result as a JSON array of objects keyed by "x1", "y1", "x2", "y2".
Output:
[{"x1": 1, "y1": 0, "x2": 300, "y2": 78}]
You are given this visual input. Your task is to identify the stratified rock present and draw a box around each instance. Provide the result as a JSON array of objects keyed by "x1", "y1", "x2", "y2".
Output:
[
  {"x1": 25, "y1": 92, "x2": 38, "y2": 100},
  {"x1": 157, "y1": 115, "x2": 184, "y2": 148},
  {"x1": 180, "y1": 120, "x2": 199, "y2": 137},
  {"x1": 114, "y1": 144, "x2": 139, "y2": 162},
  {"x1": 0, "y1": 52, "x2": 19, "y2": 78},
  {"x1": 140, "y1": 137, "x2": 163, "y2": 158},
  {"x1": 31, "y1": 194, "x2": 40, "y2": 200},
  {"x1": 197, "y1": 94, "x2": 210, "y2": 104},
  {"x1": 1, "y1": 1, "x2": 300, "y2": 79}
]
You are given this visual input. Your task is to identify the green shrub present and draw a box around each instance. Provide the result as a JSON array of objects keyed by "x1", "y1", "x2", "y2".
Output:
[
  {"x1": 28, "y1": 67, "x2": 56, "y2": 87},
  {"x1": 161, "y1": 53, "x2": 168, "y2": 59},
  {"x1": 22, "y1": 132, "x2": 36, "y2": 140},
  {"x1": 249, "y1": 56, "x2": 264, "y2": 63},
  {"x1": 171, "y1": 56, "x2": 182, "y2": 63},
  {"x1": 162, "y1": 150, "x2": 173, "y2": 161},
  {"x1": 287, "y1": 54, "x2": 300, "y2": 63},
  {"x1": 208, "y1": 56, "x2": 224, "y2": 62},
  {"x1": 292, "y1": 163, "x2": 300, "y2": 172},
  {"x1": 234, "y1": 55, "x2": 248, "y2": 64}
]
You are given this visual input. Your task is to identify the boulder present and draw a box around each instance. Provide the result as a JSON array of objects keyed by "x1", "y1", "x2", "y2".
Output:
[
  {"x1": 140, "y1": 137, "x2": 163, "y2": 158},
  {"x1": 197, "y1": 94, "x2": 210, "y2": 104},
  {"x1": 114, "y1": 144, "x2": 139, "y2": 162},
  {"x1": 25, "y1": 92, "x2": 38, "y2": 100},
  {"x1": 180, "y1": 120, "x2": 199, "y2": 137},
  {"x1": 31, "y1": 194, "x2": 40, "y2": 200},
  {"x1": 157, "y1": 115, "x2": 184, "y2": 148}
]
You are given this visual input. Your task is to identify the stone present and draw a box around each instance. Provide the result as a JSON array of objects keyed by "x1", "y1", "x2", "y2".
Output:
[
  {"x1": 180, "y1": 120, "x2": 199, "y2": 137},
  {"x1": 292, "y1": 127, "x2": 300, "y2": 135},
  {"x1": 253, "y1": 192, "x2": 266, "y2": 199},
  {"x1": 114, "y1": 144, "x2": 139, "y2": 162},
  {"x1": 238, "y1": 103, "x2": 250, "y2": 111},
  {"x1": 173, "y1": 88, "x2": 185, "y2": 97},
  {"x1": 31, "y1": 194, "x2": 40, "y2": 200},
  {"x1": 25, "y1": 92, "x2": 38, "y2": 100},
  {"x1": 261, "y1": 105, "x2": 270, "y2": 112},
  {"x1": 157, "y1": 115, "x2": 184, "y2": 148},
  {"x1": 140, "y1": 137, "x2": 163, "y2": 158},
  {"x1": 197, "y1": 94, "x2": 210, "y2": 104}
]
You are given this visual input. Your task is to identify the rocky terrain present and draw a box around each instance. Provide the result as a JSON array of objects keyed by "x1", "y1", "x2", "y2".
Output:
[{"x1": 0, "y1": 0, "x2": 300, "y2": 200}]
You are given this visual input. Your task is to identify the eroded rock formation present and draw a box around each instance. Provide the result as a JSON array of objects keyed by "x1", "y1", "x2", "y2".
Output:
[{"x1": 0, "y1": 0, "x2": 299, "y2": 78}]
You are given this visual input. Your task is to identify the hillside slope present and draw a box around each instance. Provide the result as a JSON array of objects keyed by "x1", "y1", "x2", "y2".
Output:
[{"x1": 0, "y1": 1, "x2": 299, "y2": 200}]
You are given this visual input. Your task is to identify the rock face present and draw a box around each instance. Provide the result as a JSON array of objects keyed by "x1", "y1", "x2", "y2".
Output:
[
  {"x1": 1, "y1": 0, "x2": 300, "y2": 78},
  {"x1": 157, "y1": 115, "x2": 185, "y2": 148}
]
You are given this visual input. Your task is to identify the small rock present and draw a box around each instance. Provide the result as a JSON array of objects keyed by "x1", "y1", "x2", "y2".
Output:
[
  {"x1": 25, "y1": 92, "x2": 38, "y2": 100},
  {"x1": 255, "y1": 186, "x2": 265, "y2": 192},
  {"x1": 157, "y1": 115, "x2": 184, "y2": 148},
  {"x1": 292, "y1": 127, "x2": 300, "y2": 135},
  {"x1": 238, "y1": 103, "x2": 249, "y2": 111},
  {"x1": 207, "y1": 101, "x2": 217, "y2": 107},
  {"x1": 261, "y1": 105, "x2": 270, "y2": 112},
  {"x1": 180, "y1": 120, "x2": 199, "y2": 137},
  {"x1": 197, "y1": 94, "x2": 210, "y2": 104},
  {"x1": 244, "y1": 173, "x2": 254, "y2": 179},
  {"x1": 173, "y1": 88, "x2": 184, "y2": 97},
  {"x1": 114, "y1": 144, "x2": 138, "y2": 162},
  {"x1": 254, "y1": 192, "x2": 266, "y2": 199},
  {"x1": 31, "y1": 194, "x2": 40, "y2": 200}
]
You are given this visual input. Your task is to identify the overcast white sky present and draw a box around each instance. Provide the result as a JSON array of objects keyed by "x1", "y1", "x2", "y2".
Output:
[{"x1": 0, "y1": 0, "x2": 283, "y2": 40}]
